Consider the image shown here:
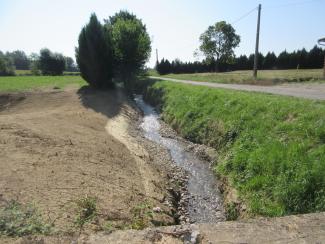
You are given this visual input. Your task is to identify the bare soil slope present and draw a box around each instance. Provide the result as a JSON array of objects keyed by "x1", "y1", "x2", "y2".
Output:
[{"x1": 0, "y1": 87, "x2": 173, "y2": 235}]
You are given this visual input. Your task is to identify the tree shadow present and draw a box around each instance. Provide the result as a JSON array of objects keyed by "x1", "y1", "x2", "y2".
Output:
[{"x1": 77, "y1": 86, "x2": 124, "y2": 119}]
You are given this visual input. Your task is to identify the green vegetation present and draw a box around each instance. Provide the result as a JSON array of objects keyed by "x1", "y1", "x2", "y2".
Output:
[
  {"x1": 198, "y1": 21, "x2": 240, "y2": 70},
  {"x1": 0, "y1": 201, "x2": 51, "y2": 237},
  {"x1": 38, "y1": 48, "x2": 66, "y2": 75},
  {"x1": 130, "y1": 202, "x2": 154, "y2": 230},
  {"x1": 15, "y1": 70, "x2": 32, "y2": 75},
  {"x1": 108, "y1": 11, "x2": 151, "y2": 86},
  {"x1": 143, "y1": 80, "x2": 325, "y2": 217},
  {"x1": 76, "y1": 13, "x2": 115, "y2": 88},
  {"x1": 0, "y1": 75, "x2": 86, "y2": 92},
  {"x1": 0, "y1": 52, "x2": 15, "y2": 76},
  {"x1": 150, "y1": 69, "x2": 325, "y2": 84},
  {"x1": 225, "y1": 202, "x2": 240, "y2": 220},
  {"x1": 15, "y1": 70, "x2": 80, "y2": 76},
  {"x1": 155, "y1": 46, "x2": 324, "y2": 75},
  {"x1": 74, "y1": 196, "x2": 97, "y2": 228},
  {"x1": 76, "y1": 11, "x2": 151, "y2": 89},
  {"x1": 4, "y1": 50, "x2": 30, "y2": 70}
]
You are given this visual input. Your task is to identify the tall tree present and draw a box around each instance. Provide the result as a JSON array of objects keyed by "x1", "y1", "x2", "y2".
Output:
[
  {"x1": 199, "y1": 21, "x2": 240, "y2": 71},
  {"x1": 76, "y1": 13, "x2": 114, "y2": 88},
  {"x1": 105, "y1": 10, "x2": 151, "y2": 86}
]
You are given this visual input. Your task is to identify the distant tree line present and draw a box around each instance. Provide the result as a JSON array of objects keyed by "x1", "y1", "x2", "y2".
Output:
[
  {"x1": 0, "y1": 49, "x2": 78, "y2": 76},
  {"x1": 156, "y1": 46, "x2": 325, "y2": 75}
]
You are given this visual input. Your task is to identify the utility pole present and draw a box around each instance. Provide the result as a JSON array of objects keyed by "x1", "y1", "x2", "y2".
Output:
[
  {"x1": 318, "y1": 38, "x2": 325, "y2": 78},
  {"x1": 253, "y1": 4, "x2": 261, "y2": 79},
  {"x1": 156, "y1": 49, "x2": 159, "y2": 64},
  {"x1": 322, "y1": 53, "x2": 325, "y2": 79}
]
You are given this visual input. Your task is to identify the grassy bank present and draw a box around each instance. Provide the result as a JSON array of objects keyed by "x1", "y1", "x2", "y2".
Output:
[
  {"x1": 149, "y1": 69, "x2": 325, "y2": 84},
  {"x1": 142, "y1": 79, "x2": 325, "y2": 217},
  {"x1": 0, "y1": 76, "x2": 86, "y2": 92}
]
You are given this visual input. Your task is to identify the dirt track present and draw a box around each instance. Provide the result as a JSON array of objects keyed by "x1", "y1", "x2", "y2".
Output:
[
  {"x1": 151, "y1": 76, "x2": 325, "y2": 100},
  {"x1": 0, "y1": 87, "x2": 174, "y2": 234}
]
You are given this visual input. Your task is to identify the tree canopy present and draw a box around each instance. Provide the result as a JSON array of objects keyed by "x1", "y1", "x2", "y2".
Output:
[
  {"x1": 0, "y1": 52, "x2": 15, "y2": 76},
  {"x1": 38, "y1": 48, "x2": 66, "y2": 75},
  {"x1": 5, "y1": 50, "x2": 30, "y2": 70},
  {"x1": 106, "y1": 11, "x2": 151, "y2": 84},
  {"x1": 199, "y1": 21, "x2": 240, "y2": 70}
]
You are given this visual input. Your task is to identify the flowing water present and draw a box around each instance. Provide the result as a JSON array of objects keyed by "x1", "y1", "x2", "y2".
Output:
[{"x1": 134, "y1": 95, "x2": 225, "y2": 223}]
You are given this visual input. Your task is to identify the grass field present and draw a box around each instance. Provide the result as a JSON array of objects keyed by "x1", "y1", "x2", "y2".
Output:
[
  {"x1": 0, "y1": 76, "x2": 86, "y2": 92},
  {"x1": 15, "y1": 70, "x2": 80, "y2": 76},
  {"x1": 142, "y1": 79, "x2": 325, "y2": 217},
  {"x1": 149, "y1": 69, "x2": 325, "y2": 84}
]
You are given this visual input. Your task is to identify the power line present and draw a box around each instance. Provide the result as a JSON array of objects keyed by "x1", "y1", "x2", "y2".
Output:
[{"x1": 231, "y1": 6, "x2": 258, "y2": 25}]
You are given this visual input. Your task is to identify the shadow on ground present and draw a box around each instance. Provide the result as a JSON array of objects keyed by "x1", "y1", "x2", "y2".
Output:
[{"x1": 77, "y1": 86, "x2": 124, "y2": 119}]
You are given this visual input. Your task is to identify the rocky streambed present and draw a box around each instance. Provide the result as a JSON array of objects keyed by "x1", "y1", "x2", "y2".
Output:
[{"x1": 133, "y1": 95, "x2": 225, "y2": 224}]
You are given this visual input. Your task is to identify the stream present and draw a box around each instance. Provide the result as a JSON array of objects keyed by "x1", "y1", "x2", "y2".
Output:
[{"x1": 134, "y1": 95, "x2": 225, "y2": 223}]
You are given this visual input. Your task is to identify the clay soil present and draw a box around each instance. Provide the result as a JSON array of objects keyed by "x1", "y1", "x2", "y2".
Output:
[{"x1": 0, "y1": 86, "x2": 174, "y2": 238}]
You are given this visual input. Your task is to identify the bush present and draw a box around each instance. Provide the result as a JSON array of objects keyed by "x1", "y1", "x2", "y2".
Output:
[
  {"x1": 39, "y1": 49, "x2": 65, "y2": 75},
  {"x1": 76, "y1": 13, "x2": 114, "y2": 88}
]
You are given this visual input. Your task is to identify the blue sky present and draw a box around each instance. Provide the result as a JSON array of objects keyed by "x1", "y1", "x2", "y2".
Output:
[{"x1": 0, "y1": 0, "x2": 324, "y2": 67}]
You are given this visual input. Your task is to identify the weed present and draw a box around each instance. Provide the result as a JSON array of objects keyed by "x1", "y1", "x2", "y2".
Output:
[
  {"x1": 102, "y1": 221, "x2": 114, "y2": 232},
  {"x1": 0, "y1": 200, "x2": 51, "y2": 237},
  {"x1": 74, "y1": 196, "x2": 97, "y2": 228},
  {"x1": 225, "y1": 202, "x2": 239, "y2": 221},
  {"x1": 130, "y1": 202, "x2": 153, "y2": 230}
]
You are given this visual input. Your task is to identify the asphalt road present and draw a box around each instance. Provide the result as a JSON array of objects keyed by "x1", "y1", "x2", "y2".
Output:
[{"x1": 150, "y1": 76, "x2": 325, "y2": 100}]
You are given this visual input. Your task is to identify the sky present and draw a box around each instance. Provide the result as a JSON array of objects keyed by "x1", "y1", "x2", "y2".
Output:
[{"x1": 0, "y1": 0, "x2": 324, "y2": 67}]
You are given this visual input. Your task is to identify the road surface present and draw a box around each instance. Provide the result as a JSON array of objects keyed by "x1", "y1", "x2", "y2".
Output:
[{"x1": 150, "y1": 76, "x2": 325, "y2": 100}]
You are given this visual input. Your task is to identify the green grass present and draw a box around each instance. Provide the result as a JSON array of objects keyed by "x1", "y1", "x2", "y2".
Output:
[
  {"x1": 15, "y1": 70, "x2": 32, "y2": 75},
  {"x1": 143, "y1": 79, "x2": 325, "y2": 217},
  {"x1": 15, "y1": 70, "x2": 80, "y2": 76},
  {"x1": 0, "y1": 75, "x2": 86, "y2": 92},
  {"x1": 149, "y1": 69, "x2": 325, "y2": 84}
]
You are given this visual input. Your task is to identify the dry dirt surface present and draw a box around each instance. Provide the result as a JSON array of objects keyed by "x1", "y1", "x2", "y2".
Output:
[
  {"x1": 0, "y1": 87, "x2": 174, "y2": 239},
  {"x1": 151, "y1": 76, "x2": 325, "y2": 100}
]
